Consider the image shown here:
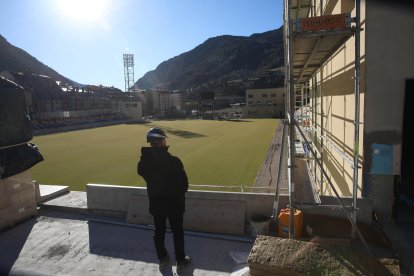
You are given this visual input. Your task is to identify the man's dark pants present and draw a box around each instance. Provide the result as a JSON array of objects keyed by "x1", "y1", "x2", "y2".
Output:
[{"x1": 153, "y1": 213, "x2": 185, "y2": 261}]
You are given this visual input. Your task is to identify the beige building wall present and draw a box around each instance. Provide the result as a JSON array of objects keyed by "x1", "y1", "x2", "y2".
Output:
[
  {"x1": 301, "y1": 1, "x2": 414, "y2": 222},
  {"x1": 170, "y1": 92, "x2": 183, "y2": 111},
  {"x1": 307, "y1": 0, "x2": 366, "y2": 197},
  {"x1": 118, "y1": 101, "x2": 142, "y2": 120},
  {"x1": 244, "y1": 88, "x2": 285, "y2": 118},
  {"x1": 152, "y1": 91, "x2": 171, "y2": 113}
]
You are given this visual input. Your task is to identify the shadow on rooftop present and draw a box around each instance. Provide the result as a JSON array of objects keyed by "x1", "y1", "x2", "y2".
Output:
[
  {"x1": 88, "y1": 220, "x2": 195, "y2": 275},
  {"x1": 0, "y1": 217, "x2": 37, "y2": 275},
  {"x1": 88, "y1": 220, "x2": 157, "y2": 262},
  {"x1": 87, "y1": 219, "x2": 251, "y2": 274}
]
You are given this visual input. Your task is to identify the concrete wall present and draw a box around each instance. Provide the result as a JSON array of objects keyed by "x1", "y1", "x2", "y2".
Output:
[
  {"x1": 277, "y1": 194, "x2": 372, "y2": 225},
  {"x1": 363, "y1": 2, "x2": 414, "y2": 222},
  {"x1": 86, "y1": 184, "x2": 275, "y2": 235},
  {"x1": 86, "y1": 183, "x2": 373, "y2": 235}
]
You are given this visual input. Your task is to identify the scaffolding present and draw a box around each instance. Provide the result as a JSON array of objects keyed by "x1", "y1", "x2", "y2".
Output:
[
  {"x1": 123, "y1": 53, "x2": 135, "y2": 93},
  {"x1": 283, "y1": 0, "x2": 368, "y2": 251}
]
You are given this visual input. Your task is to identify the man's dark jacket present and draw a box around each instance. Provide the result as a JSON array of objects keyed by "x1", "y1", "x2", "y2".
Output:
[{"x1": 137, "y1": 147, "x2": 188, "y2": 216}]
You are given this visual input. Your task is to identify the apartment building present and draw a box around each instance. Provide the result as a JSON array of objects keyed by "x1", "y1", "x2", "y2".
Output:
[
  {"x1": 152, "y1": 90, "x2": 171, "y2": 114},
  {"x1": 0, "y1": 71, "x2": 143, "y2": 123},
  {"x1": 169, "y1": 91, "x2": 184, "y2": 112}
]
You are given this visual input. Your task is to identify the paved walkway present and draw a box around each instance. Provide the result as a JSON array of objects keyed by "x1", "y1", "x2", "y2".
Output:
[
  {"x1": 253, "y1": 123, "x2": 288, "y2": 194},
  {"x1": 253, "y1": 123, "x2": 316, "y2": 205}
]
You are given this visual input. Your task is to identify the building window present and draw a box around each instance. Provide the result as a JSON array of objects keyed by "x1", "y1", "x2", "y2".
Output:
[
  {"x1": 262, "y1": 94, "x2": 268, "y2": 98},
  {"x1": 247, "y1": 95, "x2": 253, "y2": 98},
  {"x1": 132, "y1": 103, "x2": 138, "y2": 107},
  {"x1": 271, "y1": 94, "x2": 276, "y2": 97},
  {"x1": 256, "y1": 101, "x2": 261, "y2": 105},
  {"x1": 248, "y1": 101, "x2": 253, "y2": 105}
]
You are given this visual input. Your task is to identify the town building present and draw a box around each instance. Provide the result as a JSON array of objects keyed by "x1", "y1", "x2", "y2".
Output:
[
  {"x1": 0, "y1": 71, "x2": 142, "y2": 125},
  {"x1": 244, "y1": 87, "x2": 285, "y2": 118},
  {"x1": 150, "y1": 90, "x2": 170, "y2": 114},
  {"x1": 136, "y1": 90, "x2": 185, "y2": 116},
  {"x1": 169, "y1": 91, "x2": 184, "y2": 112}
]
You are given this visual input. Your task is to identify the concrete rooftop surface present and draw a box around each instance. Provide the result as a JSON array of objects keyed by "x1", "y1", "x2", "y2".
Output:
[
  {"x1": 2, "y1": 186, "x2": 414, "y2": 275},
  {"x1": 1, "y1": 187, "x2": 255, "y2": 276},
  {"x1": 0, "y1": 207, "x2": 253, "y2": 276}
]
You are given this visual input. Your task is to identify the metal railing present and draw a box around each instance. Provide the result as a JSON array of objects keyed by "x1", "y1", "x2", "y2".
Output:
[{"x1": 188, "y1": 184, "x2": 276, "y2": 193}]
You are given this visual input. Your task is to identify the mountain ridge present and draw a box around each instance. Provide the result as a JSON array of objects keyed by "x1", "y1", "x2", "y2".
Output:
[
  {"x1": 0, "y1": 34, "x2": 77, "y2": 85},
  {"x1": 0, "y1": 27, "x2": 284, "y2": 93},
  {"x1": 135, "y1": 27, "x2": 284, "y2": 92}
]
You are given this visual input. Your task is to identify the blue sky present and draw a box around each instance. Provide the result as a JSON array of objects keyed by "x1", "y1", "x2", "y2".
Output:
[{"x1": 0, "y1": 0, "x2": 283, "y2": 90}]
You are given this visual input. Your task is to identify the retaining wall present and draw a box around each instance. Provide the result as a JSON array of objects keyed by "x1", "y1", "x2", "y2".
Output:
[
  {"x1": 87, "y1": 183, "x2": 275, "y2": 235},
  {"x1": 86, "y1": 184, "x2": 372, "y2": 235}
]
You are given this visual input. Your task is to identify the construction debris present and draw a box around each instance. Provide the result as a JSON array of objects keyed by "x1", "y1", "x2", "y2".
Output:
[{"x1": 248, "y1": 235, "x2": 399, "y2": 275}]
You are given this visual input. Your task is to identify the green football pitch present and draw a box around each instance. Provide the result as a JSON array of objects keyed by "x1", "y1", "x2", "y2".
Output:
[{"x1": 31, "y1": 119, "x2": 279, "y2": 191}]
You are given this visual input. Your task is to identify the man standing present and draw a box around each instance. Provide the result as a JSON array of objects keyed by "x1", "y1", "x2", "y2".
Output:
[{"x1": 137, "y1": 127, "x2": 191, "y2": 273}]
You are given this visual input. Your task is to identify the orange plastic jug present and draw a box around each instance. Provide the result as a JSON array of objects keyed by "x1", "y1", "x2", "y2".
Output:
[{"x1": 278, "y1": 208, "x2": 303, "y2": 238}]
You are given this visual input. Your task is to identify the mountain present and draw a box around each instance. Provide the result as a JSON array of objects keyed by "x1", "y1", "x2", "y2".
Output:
[
  {"x1": 0, "y1": 34, "x2": 77, "y2": 85},
  {"x1": 135, "y1": 27, "x2": 284, "y2": 93}
]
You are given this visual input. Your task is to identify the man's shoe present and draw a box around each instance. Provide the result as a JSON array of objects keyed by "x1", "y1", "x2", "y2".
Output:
[
  {"x1": 159, "y1": 255, "x2": 170, "y2": 271},
  {"x1": 176, "y1": 255, "x2": 191, "y2": 273}
]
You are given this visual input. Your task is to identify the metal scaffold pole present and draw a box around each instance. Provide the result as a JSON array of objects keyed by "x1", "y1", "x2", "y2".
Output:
[
  {"x1": 272, "y1": 120, "x2": 287, "y2": 220},
  {"x1": 351, "y1": 0, "x2": 361, "y2": 239},
  {"x1": 286, "y1": 0, "x2": 296, "y2": 239}
]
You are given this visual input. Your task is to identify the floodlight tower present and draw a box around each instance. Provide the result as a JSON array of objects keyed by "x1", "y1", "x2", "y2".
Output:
[{"x1": 123, "y1": 53, "x2": 135, "y2": 92}]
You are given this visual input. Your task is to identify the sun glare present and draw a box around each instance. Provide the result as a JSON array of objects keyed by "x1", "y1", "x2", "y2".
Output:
[{"x1": 57, "y1": 0, "x2": 109, "y2": 24}]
